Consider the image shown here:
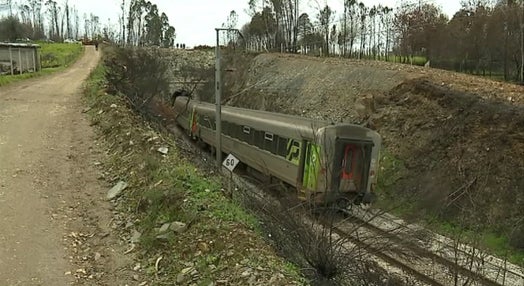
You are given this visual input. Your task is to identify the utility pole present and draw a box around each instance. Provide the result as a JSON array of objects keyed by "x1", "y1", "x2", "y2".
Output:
[
  {"x1": 521, "y1": 0, "x2": 524, "y2": 83},
  {"x1": 214, "y1": 28, "x2": 244, "y2": 169},
  {"x1": 215, "y1": 28, "x2": 222, "y2": 169}
]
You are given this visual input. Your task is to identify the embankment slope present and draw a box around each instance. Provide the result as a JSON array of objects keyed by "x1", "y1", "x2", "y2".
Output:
[{"x1": 225, "y1": 53, "x2": 524, "y2": 247}]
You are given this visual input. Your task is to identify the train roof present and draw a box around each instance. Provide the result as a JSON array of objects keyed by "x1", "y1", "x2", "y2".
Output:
[{"x1": 179, "y1": 97, "x2": 378, "y2": 141}]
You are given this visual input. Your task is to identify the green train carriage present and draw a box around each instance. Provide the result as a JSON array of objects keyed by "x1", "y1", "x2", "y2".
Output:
[{"x1": 174, "y1": 96, "x2": 381, "y2": 205}]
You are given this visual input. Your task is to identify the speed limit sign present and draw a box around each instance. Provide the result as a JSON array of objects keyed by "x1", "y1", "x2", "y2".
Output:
[{"x1": 222, "y1": 154, "x2": 239, "y2": 172}]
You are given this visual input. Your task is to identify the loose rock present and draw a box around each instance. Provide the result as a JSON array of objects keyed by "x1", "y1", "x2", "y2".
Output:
[{"x1": 107, "y1": 181, "x2": 128, "y2": 200}]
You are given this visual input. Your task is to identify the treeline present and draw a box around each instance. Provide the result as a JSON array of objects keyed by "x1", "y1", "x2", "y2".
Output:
[
  {"x1": 123, "y1": 0, "x2": 176, "y2": 47},
  {"x1": 0, "y1": 0, "x2": 176, "y2": 48},
  {"x1": 0, "y1": 0, "x2": 89, "y2": 41},
  {"x1": 240, "y1": 0, "x2": 524, "y2": 82}
]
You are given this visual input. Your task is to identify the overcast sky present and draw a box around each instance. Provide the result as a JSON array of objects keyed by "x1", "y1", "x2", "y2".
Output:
[{"x1": 5, "y1": 0, "x2": 462, "y2": 47}]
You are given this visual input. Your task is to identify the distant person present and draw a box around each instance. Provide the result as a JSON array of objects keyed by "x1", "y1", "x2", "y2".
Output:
[{"x1": 94, "y1": 41, "x2": 99, "y2": 51}]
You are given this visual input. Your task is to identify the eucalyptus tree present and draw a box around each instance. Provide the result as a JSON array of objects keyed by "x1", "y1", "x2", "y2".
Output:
[
  {"x1": 358, "y1": 2, "x2": 367, "y2": 58},
  {"x1": 368, "y1": 5, "x2": 378, "y2": 58},
  {"x1": 45, "y1": 0, "x2": 60, "y2": 39},
  {"x1": 144, "y1": 3, "x2": 162, "y2": 45},
  {"x1": 120, "y1": 0, "x2": 126, "y2": 45},
  {"x1": 247, "y1": 0, "x2": 299, "y2": 51},
  {"x1": 127, "y1": 0, "x2": 146, "y2": 45},
  {"x1": 28, "y1": 0, "x2": 44, "y2": 38},
  {"x1": 381, "y1": 6, "x2": 393, "y2": 61},
  {"x1": 162, "y1": 25, "x2": 175, "y2": 47},
  {"x1": 242, "y1": 6, "x2": 277, "y2": 51},
  {"x1": 318, "y1": 4, "x2": 334, "y2": 55},
  {"x1": 90, "y1": 13, "x2": 100, "y2": 39},
  {"x1": 223, "y1": 10, "x2": 239, "y2": 45},
  {"x1": 64, "y1": 0, "x2": 71, "y2": 39},
  {"x1": 19, "y1": 4, "x2": 31, "y2": 24},
  {"x1": 297, "y1": 12, "x2": 313, "y2": 44},
  {"x1": 126, "y1": 0, "x2": 175, "y2": 47},
  {"x1": 341, "y1": 0, "x2": 358, "y2": 57},
  {"x1": 4, "y1": 0, "x2": 13, "y2": 16}
]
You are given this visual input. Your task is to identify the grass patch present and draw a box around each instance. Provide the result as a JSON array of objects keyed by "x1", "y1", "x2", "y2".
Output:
[
  {"x1": 389, "y1": 55, "x2": 427, "y2": 66},
  {"x1": 435, "y1": 222, "x2": 524, "y2": 265},
  {"x1": 39, "y1": 42, "x2": 84, "y2": 68},
  {"x1": 82, "y1": 63, "x2": 306, "y2": 285},
  {"x1": 0, "y1": 68, "x2": 59, "y2": 86},
  {"x1": 0, "y1": 42, "x2": 83, "y2": 87},
  {"x1": 375, "y1": 150, "x2": 407, "y2": 201}
]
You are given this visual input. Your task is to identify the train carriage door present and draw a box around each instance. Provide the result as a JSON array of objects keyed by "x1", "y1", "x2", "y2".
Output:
[
  {"x1": 189, "y1": 106, "x2": 198, "y2": 138},
  {"x1": 337, "y1": 142, "x2": 372, "y2": 194},
  {"x1": 302, "y1": 142, "x2": 321, "y2": 191}
]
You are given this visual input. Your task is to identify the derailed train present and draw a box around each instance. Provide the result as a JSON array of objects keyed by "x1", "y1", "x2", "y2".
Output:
[{"x1": 174, "y1": 96, "x2": 381, "y2": 205}]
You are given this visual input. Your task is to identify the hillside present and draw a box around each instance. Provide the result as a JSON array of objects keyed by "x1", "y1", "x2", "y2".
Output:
[{"x1": 220, "y1": 53, "x2": 524, "y2": 250}]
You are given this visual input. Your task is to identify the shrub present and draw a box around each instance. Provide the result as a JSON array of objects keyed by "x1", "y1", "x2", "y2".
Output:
[{"x1": 104, "y1": 47, "x2": 170, "y2": 114}]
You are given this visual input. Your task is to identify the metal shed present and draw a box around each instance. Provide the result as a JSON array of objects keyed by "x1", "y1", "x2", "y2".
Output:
[{"x1": 0, "y1": 43, "x2": 41, "y2": 75}]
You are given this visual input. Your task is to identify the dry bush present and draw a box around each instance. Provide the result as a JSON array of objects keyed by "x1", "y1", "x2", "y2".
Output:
[
  {"x1": 237, "y1": 187, "x2": 390, "y2": 286},
  {"x1": 103, "y1": 46, "x2": 170, "y2": 113}
]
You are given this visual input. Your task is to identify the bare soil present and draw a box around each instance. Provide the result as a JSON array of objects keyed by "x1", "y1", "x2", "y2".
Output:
[
  {"x1": 223, "y1": 53, "x2": 524, "y2": 246},
  {"x1": 0, "y1": 47, "x2": 138, "y2": 285}
]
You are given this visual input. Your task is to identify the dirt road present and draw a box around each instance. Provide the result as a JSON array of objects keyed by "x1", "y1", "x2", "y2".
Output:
[{"x1": 0, "y1": 46, "x2": 135, "y2": 285}]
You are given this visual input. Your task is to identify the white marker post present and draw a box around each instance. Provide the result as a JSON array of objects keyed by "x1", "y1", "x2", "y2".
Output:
[{"x1": 222, "y1": 154, "x2": 239, "y2": 199}]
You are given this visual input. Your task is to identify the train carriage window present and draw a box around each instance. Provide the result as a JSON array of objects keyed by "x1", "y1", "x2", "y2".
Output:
[
  {"x1": 277, "y1": 137, "x2": 288, "y2": 157},
  {"x1": 223, "y1": 121, "x2": 230, "y2": 136},
  {"x1": 232, "y1": 123, "x2": 242, "y2": 139},
  {"x1": 222, "y1": 121, "x2": 227, "y2": 135},
  {"x1": 240, "y1": 126, "x2": 252, "y2": 144},
  {"x1": 208, "y1": 117, "x2": 216, "y2": 130},
  {"x1": 199, "y1": 116, "x2": 213, "y2": 129},
  {"x1": 264, "y1": 132, "x2": 277, "y2": 153},
  {"x1": 254, "y1": 130, "x2": 264, "y2": 149}
]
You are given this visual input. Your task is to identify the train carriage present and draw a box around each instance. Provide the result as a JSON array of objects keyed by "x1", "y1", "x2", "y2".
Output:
[{"x1": 174, "y1": 96, "x2": 381, "y2": 205}]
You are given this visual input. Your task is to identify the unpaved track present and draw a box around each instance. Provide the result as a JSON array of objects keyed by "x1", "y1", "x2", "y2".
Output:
[{"x1": 0, "y1": 47, "x2": 135, "y2": 285}]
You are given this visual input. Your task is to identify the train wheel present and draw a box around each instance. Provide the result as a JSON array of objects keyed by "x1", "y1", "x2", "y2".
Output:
[{"x1": 336, "y1": 198, "x2": 350, "y2": 209}]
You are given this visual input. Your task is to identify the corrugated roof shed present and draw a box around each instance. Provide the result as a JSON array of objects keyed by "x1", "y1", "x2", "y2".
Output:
[
  {"x1": 0, "y1": 43, "x2": 41, "y2": 48},
  {"x1": 0, "y1": 43, "x2": 41, "y2": 75}
]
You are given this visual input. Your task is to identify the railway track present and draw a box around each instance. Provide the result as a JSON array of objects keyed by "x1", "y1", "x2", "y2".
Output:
[
  {"x1": 321, "y1": 208, "x2": 524, "y2": 286},
  {"x1": 319, "y1": 215, "x2": 445, "y2": 285},
  {"x1": 169, "y1": 124, "x2": 524, "y2": 286}
]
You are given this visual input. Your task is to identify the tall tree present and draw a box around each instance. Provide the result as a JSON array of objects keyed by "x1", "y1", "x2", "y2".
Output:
[
  {"x1": 358, "y1": 2, "x2": 368, "y2": 58},
  {"x1": 242, "y1": 6, "x2": 277, "y2": 51},
  {"x1": 223, "y1": 10, "x2": 239, "y2": 45},
  {"x1": 382, "y1": 6, "x2": 394, "y2": 61},
  {"x1": 341, "y1": 0, "x2": 358, "y2": 57},
  {"x1": 65, "y1": 0, "x2": 71, "y2": 39},
  {"x1": 45, "y1": 0, "x2": 60, "y2": 40},
  {"x1": 297, "y1": 12, "x2": 313, "y2": 43},
  {"x1": 393, "y1": 2, "x2": 447, "y2": 62},
  {"x1": 247, "y1": 0, "x2": 299, "y2": 51},
  {"x1": 318, "y1": 4, "x2": 334, "y2": 56},
  {"x1": 144, "y1": 3, "x2": 162, "y2": 45}
]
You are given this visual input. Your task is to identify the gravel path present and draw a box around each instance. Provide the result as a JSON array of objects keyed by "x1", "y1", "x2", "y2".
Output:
[{"x1": 0, "y1": 46, "x2": 136, "y2": 285}]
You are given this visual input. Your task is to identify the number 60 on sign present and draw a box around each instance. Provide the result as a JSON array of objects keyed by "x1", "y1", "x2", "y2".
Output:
[{"x1": 222, "y1": 154, "x2": 239, "y2": 172}]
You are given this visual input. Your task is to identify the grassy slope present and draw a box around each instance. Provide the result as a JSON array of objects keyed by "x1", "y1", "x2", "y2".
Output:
[
  {"x1": 83, "y1": 63, "x2": 306, "y2": 285},
  {"x1": 0, "y1": 42, "x2": 83, "y2": 87}
]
